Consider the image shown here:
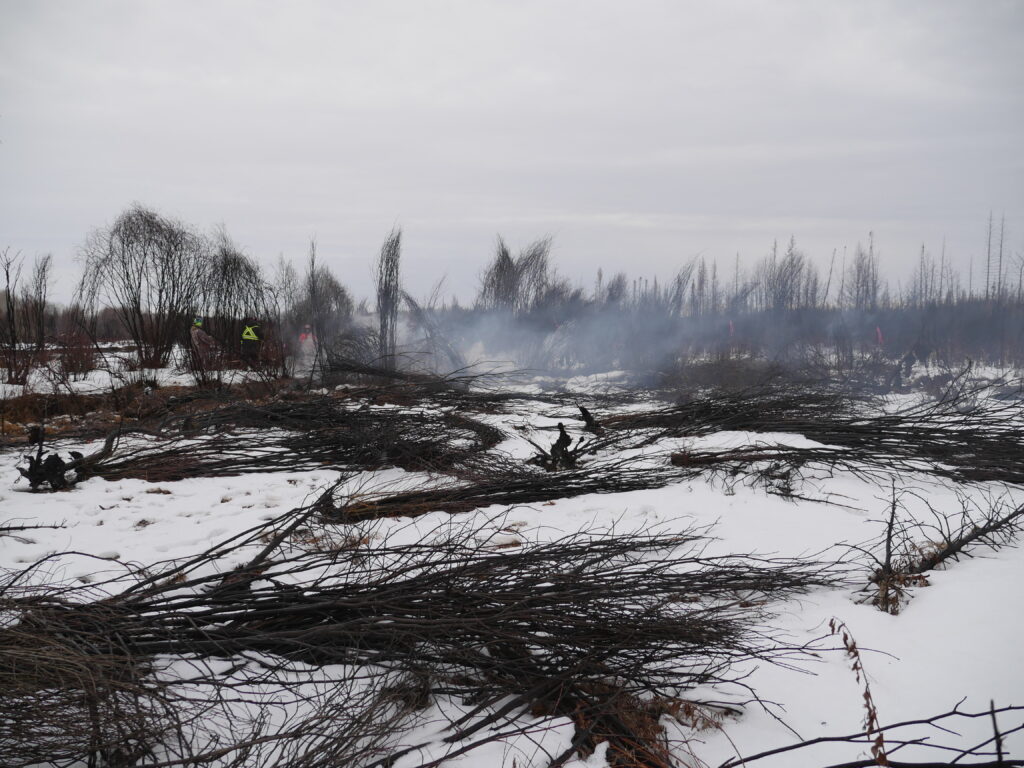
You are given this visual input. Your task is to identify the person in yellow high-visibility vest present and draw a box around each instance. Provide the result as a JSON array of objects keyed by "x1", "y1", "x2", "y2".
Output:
[{"x1": 240, "y1": 318, "x2": 261, "y2": 366}]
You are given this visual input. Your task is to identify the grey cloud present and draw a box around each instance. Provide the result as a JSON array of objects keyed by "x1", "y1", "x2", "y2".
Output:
[{"x1": 0, "y1": 0, "x2": 1020, "y2": 302}]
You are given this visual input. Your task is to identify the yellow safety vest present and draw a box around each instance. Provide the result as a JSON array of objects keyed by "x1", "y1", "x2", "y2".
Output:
[{"x1": 242, "y1": 325, "x2": 260, "y2": 341}]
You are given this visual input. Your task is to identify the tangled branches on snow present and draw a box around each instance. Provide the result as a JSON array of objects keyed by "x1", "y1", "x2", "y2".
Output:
[
  {"x1": 634, "y1": 380, "x2": 1024, "y2": 487},
  {"x1": 325, "y1": 454, "x2": 679, "y2": 522},
  {"x1": 716, "y1": 700, "x2": 1024, "y2": 768},
  {"x1": 851, "y1": 486, "x2": 1024, "y2": 614},
  {"x1": 0, "y1": 509, "x2": 844, "y2": 767},
  {"x1": 62, "y1": 398, "x2": 504, "y2": 483}
]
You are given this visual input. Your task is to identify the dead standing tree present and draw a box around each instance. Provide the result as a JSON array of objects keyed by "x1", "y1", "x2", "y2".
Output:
[
  {"x1": 1, "y1": 249, "x2": 52, "y2": 385},
  {"x1": 476, "y1": 236, "x2": 552, "y2": 313},
  {"x1": 78, "y1": 205, "x2": 208, "y2": 369},
  {"x1": 376, "y1": 229, "x2": 402, "y2": 371},
  {"x1": 299, "y1": 241, "x2": 353, "y2": 382},
  {"x1": 21, "y1": 254, "x2": 52, "y2": 355},
  {"x1": 1, "y1": 248, "x2": 29, "y2": 385}
]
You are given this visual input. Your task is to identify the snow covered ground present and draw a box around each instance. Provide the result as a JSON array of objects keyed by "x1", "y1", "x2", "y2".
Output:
[
  {"x1": 2, "y1": 370, "x2": 1022, "y2": 767},
  {"x1": 0, "y1": 343, "x2": 268, "y2": 400}
]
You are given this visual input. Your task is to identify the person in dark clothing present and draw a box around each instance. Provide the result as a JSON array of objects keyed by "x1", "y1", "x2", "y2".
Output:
[{"x1": 190, "y1": 317, "x2": 218, "y2": 369}]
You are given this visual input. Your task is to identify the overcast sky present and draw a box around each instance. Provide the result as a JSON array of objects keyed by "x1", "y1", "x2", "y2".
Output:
[{"x1": 1, "y1": 0, "x2": 1021, "y2": 303}]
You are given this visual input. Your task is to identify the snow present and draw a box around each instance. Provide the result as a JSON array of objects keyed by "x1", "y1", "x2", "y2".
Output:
[
  {"x1": 0, "y1": 349, "x2": 266, "y2": 399},
  {"x1": 2, "y1": 372, "x2": 1023, "y2": 766}
]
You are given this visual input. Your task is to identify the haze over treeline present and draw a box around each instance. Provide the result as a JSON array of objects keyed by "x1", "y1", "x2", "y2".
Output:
[{"x1": 3, "y1": 204, "x2": 1024, "y2": 387}]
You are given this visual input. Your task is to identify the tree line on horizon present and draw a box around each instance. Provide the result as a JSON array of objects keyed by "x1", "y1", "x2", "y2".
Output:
[{"x1": 2, "y1": 204, "x2": 1023, "y2": 385}]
